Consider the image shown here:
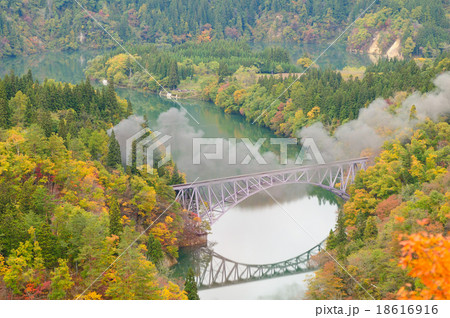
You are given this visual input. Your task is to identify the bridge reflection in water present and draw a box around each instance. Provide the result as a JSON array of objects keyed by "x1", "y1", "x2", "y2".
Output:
[
  {"x1": 194, "y1": 240, "x2": 325, "y2": 290},
  {"x1": 174, "y1": 158, "x2": 368, "y2": 289}
]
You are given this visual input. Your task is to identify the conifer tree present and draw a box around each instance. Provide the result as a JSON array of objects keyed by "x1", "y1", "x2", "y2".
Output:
[
  {"x1": 218, "y1": 62, "x2": 230, "y2": 83},
  {"x1": 24, "y1": 98, "x2": 34, "y2": 126},
  {"x1": 0, "y1": 81, "x2": 11, "y2": 128},
  {"x1": 167, "y1": 61, "x2": 179, "y2": 89},
  {"x1": 147, "y1": 234, "x2": 164, "y2": 268},
  {"x1": 0, "y1": 97, "x2": 10, "y2": 128},
  {"x1": 364, "y1": 216, "x2": 378, "y2": 240},
  {"x1": 126, "y1": 99, "x2": 133, "y2": 116},
  {"x1": 171, "y1": 164, "x2": 184, "y2": 185},
  {"x1": 184, "y1": 267, "x2": 200, "y2": 300},
  {"x1": 35, "y1": 223, "x2": 58, "y2": 268},
  {"x1": 109, "y1": 197, "x2": 122, "y2": 237},
  {"x1": 326, "y1": 229, "x2": 337, "y2": 250},
  {"x1": 336, "y1": 209, "x2": 347, "y2": 245},
  {"x1": 106, "y1": 130, "x2": 122, "y2": 168}
]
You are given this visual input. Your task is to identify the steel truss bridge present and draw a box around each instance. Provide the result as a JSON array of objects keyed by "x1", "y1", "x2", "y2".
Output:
[
  {"x1": 173, "y1": 158, "x2": 368, "y2": 225},
  {"x1": 195, "y1": 240, "x2": 325, "y2": 289}
]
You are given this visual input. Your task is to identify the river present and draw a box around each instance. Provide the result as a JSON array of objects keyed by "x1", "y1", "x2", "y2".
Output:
[{"x1": 0, "y1": 48, "x2": 367, "y2": 299}]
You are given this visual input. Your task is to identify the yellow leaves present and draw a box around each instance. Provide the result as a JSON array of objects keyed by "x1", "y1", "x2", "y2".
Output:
[
  {"x1": 398, "y1": 232, "x2": 450, "y2": 300},
  {"x1": 121, "y1": 215, "x2": 131, "y2": 226},
  {"x1": 106, "y1": 53, "x2": 132, "y2": 80},
  {"x1": 409, "y1": 155, "x2": 424, "y2": 180},
  {"x1": 160, "y1": 281, "x2": 188, "y2": 300},
  {"x1": 131, "y1": 176, "x2": 157, "y2": 217},
  {"x1": 296, "y1": 57, "x2": 313, "y2": 68},
  {"x1": 233, "y1": 89, "x2": 246, "y2": 105},
  {"x1": 150, "y1": 222, "x2": 178, "y2": 258},
  {"x1": 165, "y1": 216, "x2": 173, "y2": 224},
  {"x1": 344, "y1": 189, "x2": 378, "y2": 227},
  {"x1": 0, "y1": 254, "x2": 7, "y2": 276},
  {"x1": 294, "y1": 108, "x2": 304, "y2": 120},
  {"x1": 27, "y1": 226, "x2": 36, "y2": 236},
  {"x1": 6, "y1": 129, "x2": 26, "y2": 153},
  {"x1": 77, "y1": 291, "x2": 103, "y2": 300},
  {"x1": 307, "y1": 106, "x2": 320, "y2": 119}
]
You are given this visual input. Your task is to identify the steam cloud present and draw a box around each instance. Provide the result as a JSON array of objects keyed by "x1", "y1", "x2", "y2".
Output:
[
  {"x1": 298, "y1": 72, "x2": 450, "y2": 161},
  {"x1": 109, "y1": 72, "x2": 450, "y2": 182}
]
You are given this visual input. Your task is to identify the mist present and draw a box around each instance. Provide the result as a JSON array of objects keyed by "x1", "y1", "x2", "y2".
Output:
[{"x1": 298, "y1": 72, "x2": 450, "y2": 161}]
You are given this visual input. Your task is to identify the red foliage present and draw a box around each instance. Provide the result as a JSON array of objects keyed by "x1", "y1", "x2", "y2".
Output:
[
  {"x1": 225, "y1": 27, "x2": 241, "y2": 39},
  {"x1": 375, "y1": 195, "x2": 401, "y2": 220},
  {"x1": 20, "y1": 281, "x2": 51, "y2": 300}
]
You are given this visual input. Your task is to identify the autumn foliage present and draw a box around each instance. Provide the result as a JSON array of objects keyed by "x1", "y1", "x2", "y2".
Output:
[{"x1": 398, "y1": 233, "x2": 450, "y2": 300}]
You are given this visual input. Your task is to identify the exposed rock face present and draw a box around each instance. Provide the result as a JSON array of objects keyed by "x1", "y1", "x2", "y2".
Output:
[
  {"x1": 367, "y1": 33, "x2": 403, "y2": 61},
  {"x1": 368, "y1": 33, "x2": 382, "y2": 55},
  {"x1": 386, "y1": 38, "x2": 402, "y2": 59}
]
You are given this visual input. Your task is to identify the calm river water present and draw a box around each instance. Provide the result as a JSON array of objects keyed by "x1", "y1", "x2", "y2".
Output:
[{"x1": 0, "y1": 48, "x2": 368, "y2": 299}]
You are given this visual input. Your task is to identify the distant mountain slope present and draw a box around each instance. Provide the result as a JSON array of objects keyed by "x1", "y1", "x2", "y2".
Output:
[{"x1": 0, "y1": 0, "x2": 448, "y2": 58}]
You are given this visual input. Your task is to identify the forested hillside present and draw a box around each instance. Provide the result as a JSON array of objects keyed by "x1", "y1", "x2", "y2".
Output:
[
  {"x1": 204, "y1": 53, "x2": 450, "y2": 136},
  {"x1": 307, "y1": 119, "x2": 450, "y2": 299},
  {"x1": 0, "y1": 71, "x2": 199, "y2": 299},
  {"x1": 85, "y1": 41, "x2": 297, "y2": 91},
  {"x1": 0, "y1": 0, "x2": 448, "y2": 58}
]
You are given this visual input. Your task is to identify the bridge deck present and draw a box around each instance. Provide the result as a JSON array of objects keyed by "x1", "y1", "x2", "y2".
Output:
[{"x1": 172, "y1": 157, "x2": 369, "y2": 189}]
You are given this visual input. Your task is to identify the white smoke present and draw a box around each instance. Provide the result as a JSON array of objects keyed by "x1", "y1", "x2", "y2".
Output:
[
  {"x1": 154, "y1": 108, "x2": 284, "y2": 181},
  {"x1": 108, "y1": 115, "x2": 146, "y2": 165},
  {"x1": 298, "y1": 72, "x2": 450, "y2": 161}
]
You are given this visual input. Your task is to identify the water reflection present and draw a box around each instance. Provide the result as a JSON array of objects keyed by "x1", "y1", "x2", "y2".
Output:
[
  {"x1": 0, "y1": 50, "x2": 103, "y2": 83},
  {"x1": 174, "y1": 184, "x2": 338, "y2": 299}
]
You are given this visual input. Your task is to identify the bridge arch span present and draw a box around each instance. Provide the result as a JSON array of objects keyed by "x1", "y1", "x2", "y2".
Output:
[
  {"x1": 173, "y1": 158, "x2": 368, "y2": 225},
  {"x1": 195, "y1": 239, "x2": 326, "y2": 289}
]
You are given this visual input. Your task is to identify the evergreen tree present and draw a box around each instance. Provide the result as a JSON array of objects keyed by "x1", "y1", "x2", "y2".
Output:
[
  {"x1": 24, "y1": 98, "x2": 34, "y2": 126},
  {"x1": 147, "y1": 234, "x2": 164, "y2": 267},
  {"x1": 184, "y1": 267, "x2": 200, "y2": 300},
  {"x1": 326, "y1": 229, "x2": 337, "y2": 250},
  {"x1": 109, "y1": 197, "x2": 122, "y2": 237},
  {"x1": 171, "y1": 164, "x2": 184, "y2": 185},
  {"x1": 335, "y1": 209, "x2": 347, "y2": 245},
  {"x1": 126, "y1": 99, "x2": 133, "y2": 116},
  {"x1": 35, "y1": 223, "x2": 58, "y2": 268},
  {"x1": 0, "y1": 81, "x2": 11, "y2": 128},
  {"x1": 106, "y1": 130, "x2": 122, "y2": 168},
  {"x1": 364, "y1": 216, "x2": 378, "y2": 240},
  {"x1": 167, "y1": 61, "x2": 179, "y2": 89},
  {"x1": 0, "y1": 97, "x2": 10, "y2": 128},
  {"x1": 39, "y1": 109, "x2": 53, "y2": 137},
  {"x1": 218, "y1": 62, "x2": 230, "y2": 83},
  {"x1": 106, "y1": 79, "x2": 120, "y2": 120}
]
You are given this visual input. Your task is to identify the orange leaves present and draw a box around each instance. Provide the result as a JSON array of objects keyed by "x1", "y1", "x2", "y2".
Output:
[
  {"x1": 398, "y1": 232, "x2": 450, "y2": 300},
  {"x1": 416, "y1": 218, "x2": 430, "y2": 226}
]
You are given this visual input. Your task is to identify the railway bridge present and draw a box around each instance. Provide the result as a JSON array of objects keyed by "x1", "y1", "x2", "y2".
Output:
[{"x1": 173, "y1": 158, "x2": 368, "y2": 225}]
